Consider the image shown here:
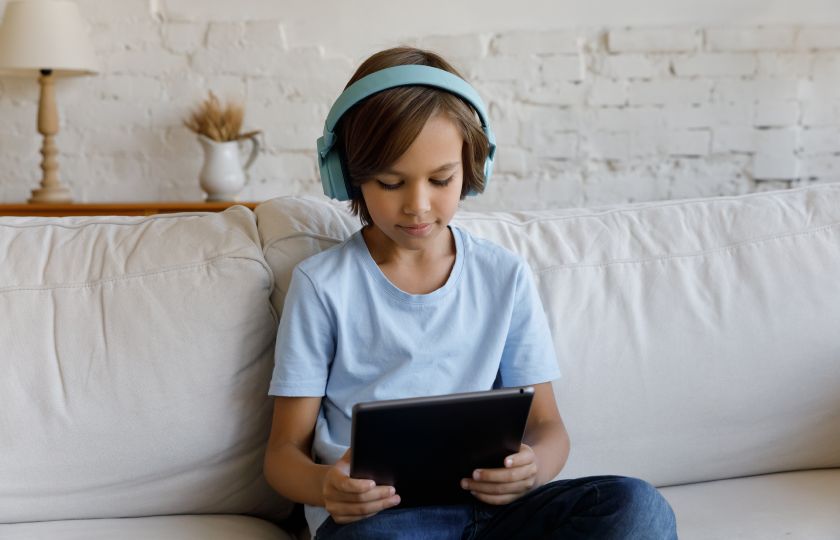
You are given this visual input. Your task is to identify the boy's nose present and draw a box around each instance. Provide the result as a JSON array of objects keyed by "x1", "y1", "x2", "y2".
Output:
[{"x1": 403, "y1": 182, "x2": 431, "y2": 216}]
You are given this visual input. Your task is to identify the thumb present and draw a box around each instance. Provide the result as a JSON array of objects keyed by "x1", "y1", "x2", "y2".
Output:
[{"x1": 335, "y1": 448, "x2": 352, "y2": 475}]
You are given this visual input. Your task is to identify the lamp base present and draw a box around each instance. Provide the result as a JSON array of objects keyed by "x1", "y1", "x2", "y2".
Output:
[{"x1": 29, "y1": 184, "x2": 73, "y2": 203}]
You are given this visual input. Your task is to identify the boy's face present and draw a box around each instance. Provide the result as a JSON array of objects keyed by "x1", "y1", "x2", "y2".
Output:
[{"x1": 360, "y1": 113, "x2": 464, "y2": 253}]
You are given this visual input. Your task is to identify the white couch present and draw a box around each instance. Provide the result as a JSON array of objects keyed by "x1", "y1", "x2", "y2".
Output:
[{"x1": 1, "y1": 184, "x2": 839, "y2": 539}]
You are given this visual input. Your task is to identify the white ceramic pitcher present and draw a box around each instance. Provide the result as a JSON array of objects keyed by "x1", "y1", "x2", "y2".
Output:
[{"x1": 197, "y1": 134, "x2": 260, "y2": 201}]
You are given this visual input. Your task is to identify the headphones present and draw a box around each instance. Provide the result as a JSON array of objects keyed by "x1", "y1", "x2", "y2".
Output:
[{"x1": 316, "y1": 64, "x2": 497, "y2": 201}]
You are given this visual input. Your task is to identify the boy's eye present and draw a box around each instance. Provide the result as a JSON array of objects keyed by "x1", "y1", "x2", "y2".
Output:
[
  {"x1": 375, "y1": 176, "x2": 453, "y2": 190},
  {"x1": 376, "y1": 180, "x2": 402, "y2": 190}
]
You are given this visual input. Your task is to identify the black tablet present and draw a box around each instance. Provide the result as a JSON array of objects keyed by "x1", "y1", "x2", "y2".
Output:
[{"x1": 350, "y1": 386, "x2": 534, "y2": 507}]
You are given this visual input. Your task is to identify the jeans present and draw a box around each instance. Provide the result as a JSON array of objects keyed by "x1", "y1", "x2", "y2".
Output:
[{"x1": 314, "y1": 475, "x2": 678, "y2": 539}]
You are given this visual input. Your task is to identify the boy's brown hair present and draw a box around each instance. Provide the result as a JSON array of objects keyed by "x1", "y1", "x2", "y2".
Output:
[{"x1": 335, "y1": 47, "x2": 490, "y2": 226}]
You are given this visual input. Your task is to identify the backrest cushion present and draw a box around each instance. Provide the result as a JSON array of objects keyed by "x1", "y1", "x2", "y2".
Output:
[
  {"x1": 0, "y1": 207, "x2": 292, "y2": 523},
  {"x1": 256, "y1": 185, "x2": 840, "y2": 487}
]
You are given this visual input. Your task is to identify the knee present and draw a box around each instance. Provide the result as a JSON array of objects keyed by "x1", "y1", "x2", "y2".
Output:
[
  {"x1": 603, "y1": 477, "x2": 677, "y2": 537},
  {"x1": 608, "y1": 477, "x2": 662, "y2": 505}
]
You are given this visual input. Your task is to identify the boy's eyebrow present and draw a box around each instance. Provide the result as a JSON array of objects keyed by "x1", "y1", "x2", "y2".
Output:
[{"x1": 380, "y1": 161, "x2": 460, "y2": 176}]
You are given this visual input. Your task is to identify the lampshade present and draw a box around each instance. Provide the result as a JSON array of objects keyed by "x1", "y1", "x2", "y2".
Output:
[{"x1": 0, "y1": 0, "x2": 98, "y2": 76}]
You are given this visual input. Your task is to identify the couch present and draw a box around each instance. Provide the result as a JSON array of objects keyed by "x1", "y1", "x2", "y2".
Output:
[{"x1": 1, "y1": 184, "x2": 838, "y2": 539}]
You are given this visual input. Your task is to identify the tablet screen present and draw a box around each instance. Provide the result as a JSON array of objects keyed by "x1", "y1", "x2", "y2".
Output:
[{"x1": 350, "y1": 386, "x2": 534, "y2": 507}]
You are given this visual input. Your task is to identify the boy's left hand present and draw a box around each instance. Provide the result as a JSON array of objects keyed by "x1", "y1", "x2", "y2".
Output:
[{"x1": 461, "y1": 443, "x2": 539, "y2": 505}]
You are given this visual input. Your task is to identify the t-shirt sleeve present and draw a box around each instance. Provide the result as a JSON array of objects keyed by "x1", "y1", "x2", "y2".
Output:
[
  {"x1": 268, "y1": 266, "x2": 336, "y2": 396},
  {"x1": 498, "y1": 260, "x2": 562, "y2": 387}
]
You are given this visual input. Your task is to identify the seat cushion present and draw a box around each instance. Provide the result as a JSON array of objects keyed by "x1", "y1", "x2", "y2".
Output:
[
  {"x1": 255, "y1": 195, "x2": 360, "y2": 316},
  {"x1": 0, "y1": 514, "x2": 294, "y2": 540},
  {"x1": 0, "y1": 207, "x2": 291, "y2": 523},
  {"x1": 661, "y1": 469, "x2": 840, "y2": 539}
]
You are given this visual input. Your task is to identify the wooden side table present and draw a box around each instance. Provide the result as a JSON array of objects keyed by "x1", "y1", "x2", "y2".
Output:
[{"x1": 0, "y1": 201, "x2": 260, "y2": 217}]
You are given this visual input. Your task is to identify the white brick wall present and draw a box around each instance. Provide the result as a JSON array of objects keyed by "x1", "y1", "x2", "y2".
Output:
[
  {"x1": 628, "y1": 80, "x2": 713, "y2": 106},
  {"x1": 797, "y1": 27, "x2": 840, "y2": 50},
  {"x1": 706, "y1": 27, "x2": 797, "y2": 52},
  {"x1": 607, "y1": 28, "x2": 701, "y2": 53},
  {"x1": 492, "y1": 30, "x2": 579, "y2": 55},
  {"x1": 671, "y1": 54, "x2": 757, "y2": 77},
  {"x1": 2, "y1": 12, "x2": 839, "y2": 207}
]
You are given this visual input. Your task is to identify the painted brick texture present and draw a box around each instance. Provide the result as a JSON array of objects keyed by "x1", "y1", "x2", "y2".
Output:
[{"x1": 1, "y1": 13, "x2": 839, "y2": 207}]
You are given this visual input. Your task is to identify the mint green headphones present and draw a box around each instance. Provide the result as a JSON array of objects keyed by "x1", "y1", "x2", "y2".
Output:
[{"x1": 316, "y1": 65, "x2": 497, "y2": 201}]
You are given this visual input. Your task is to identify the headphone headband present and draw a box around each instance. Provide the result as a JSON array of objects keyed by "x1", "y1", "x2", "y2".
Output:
[{"x1": 317, "y1": 64, "x2": 496, "y2": 201}]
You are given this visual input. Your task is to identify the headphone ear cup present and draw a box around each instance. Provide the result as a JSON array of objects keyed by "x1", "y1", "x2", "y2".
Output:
[
  {"x1": 323, "y1": 148, "x2": 351, "y2": 201},
  {"x1": 483, "y1": 157, "x2": 494, "y2": 186},
  {"x1": 318, "y1": 151, "x2": 336, "y2": 199}
]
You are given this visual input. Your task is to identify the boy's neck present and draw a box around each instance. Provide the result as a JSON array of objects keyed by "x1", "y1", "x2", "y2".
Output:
[
  {"x1": 361, "y1": 224, "x2": 455, "y2": 268},
  {"x1": 362, "y1": 224, "x2": 458, "y2": 295}
]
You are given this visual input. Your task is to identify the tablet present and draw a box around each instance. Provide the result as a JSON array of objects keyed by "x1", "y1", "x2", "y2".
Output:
[{"x1": 350, "y1": 386, "x2": 534, "y2": 507}]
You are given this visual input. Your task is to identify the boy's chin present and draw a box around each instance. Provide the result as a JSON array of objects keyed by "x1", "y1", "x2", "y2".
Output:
[{"x1": 390, "y1": 223, "x2": 450, "y2": 246}]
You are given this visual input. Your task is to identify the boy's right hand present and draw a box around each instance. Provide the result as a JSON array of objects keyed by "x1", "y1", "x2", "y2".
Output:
[{"x1": 322, "y1": 448, "x2": 401, "y2": 524}]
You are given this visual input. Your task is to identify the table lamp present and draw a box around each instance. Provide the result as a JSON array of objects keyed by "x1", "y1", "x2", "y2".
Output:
[{"x1": 0, "y1": 0, "x2": 98, "y2": 203}]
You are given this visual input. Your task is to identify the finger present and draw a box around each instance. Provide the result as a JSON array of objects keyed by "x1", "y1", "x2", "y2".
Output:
[
  {"x1": 335, "y1": 476, "x2": 378, "y2": 494},
  {"x1": 503, "y1": 446, "x2": 535, "y2": 468},
  {"x1": 471, "y1": 463, "x2": 538, "y2": 483},
  {"x1": 332, "y1": 448, "x2": 353, "y2": 478},
  {"x1": 334, "y1": 456, "x2": 351, "y2": 476},
  {"x1": 471, "y1": 491, "x2": 521, "y2": 505},
  {"x1": 465, "y1": 477, "x2": 535, "y2": 496},
  {"x1": 327, "y1": 494, "x2": 401, "y2": 519},
  {"x1": 330, "y1": 485, "x2": 396, "y2": 503}
]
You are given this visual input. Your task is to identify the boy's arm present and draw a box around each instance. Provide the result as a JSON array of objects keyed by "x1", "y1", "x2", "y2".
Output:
[
  {"x1": 263, "y1": 396, "x2": 401, "y2": 521},
  {"x1": 522, "y1": 381, "x2": 570, "y2": 486},
  {"x1": 263, "y1": 396, "x2": 331, "y2": 506}
]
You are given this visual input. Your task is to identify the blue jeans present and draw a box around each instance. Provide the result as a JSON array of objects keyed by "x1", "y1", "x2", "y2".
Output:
[{"x1": 314, "y1": 475, "x2": 677, "y2": 539}]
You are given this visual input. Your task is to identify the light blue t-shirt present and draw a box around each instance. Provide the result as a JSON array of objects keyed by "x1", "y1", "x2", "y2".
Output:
[{"x1": 268, "y1": 225, "x2": 561, "y2": 535}]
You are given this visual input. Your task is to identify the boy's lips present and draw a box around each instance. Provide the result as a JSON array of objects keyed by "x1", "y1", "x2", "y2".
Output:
[{"x1": 398, "y1": 223, "x2": 433, "y2": 236}]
